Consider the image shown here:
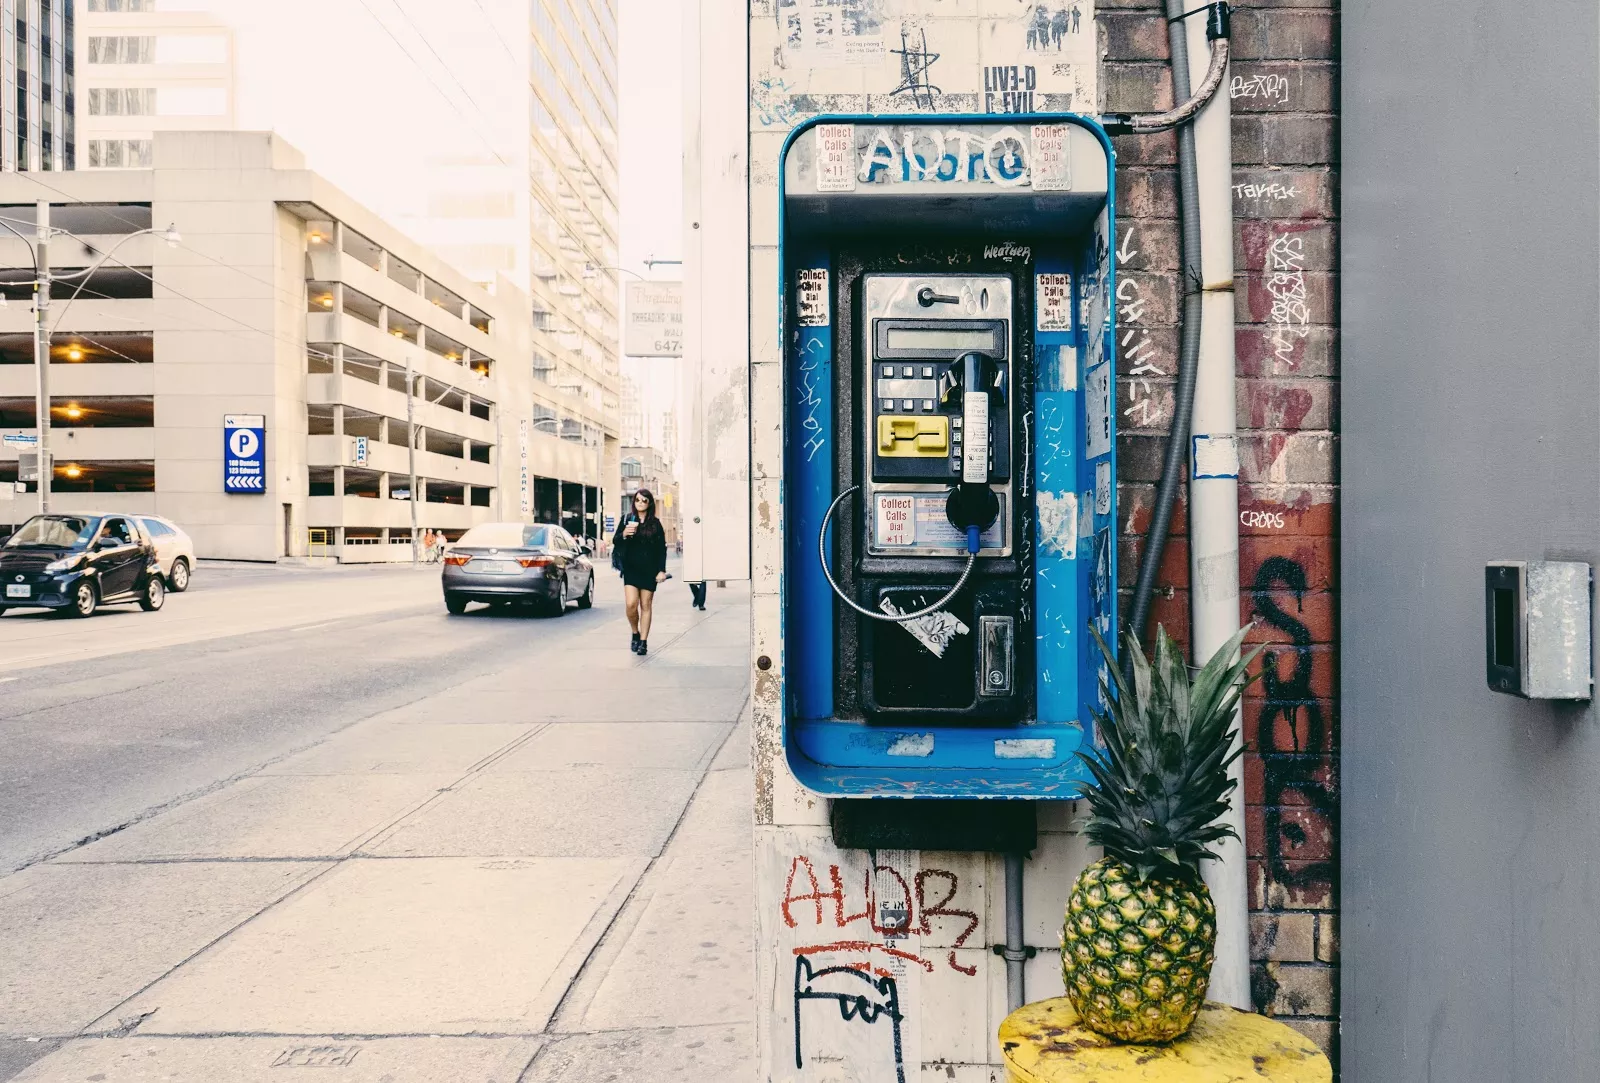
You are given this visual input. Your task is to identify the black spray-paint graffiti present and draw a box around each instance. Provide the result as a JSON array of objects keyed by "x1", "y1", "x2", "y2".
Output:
[
  {"x1": 889, "y1": 27, "x2": 940, "y2": 109},
  {"x1": 794, "y1": 956, "x2": 906, "y2": 1083},
  {"x1": 1251, "y1": 555, "x2": 1337, "y2": 890},
  {"x1": 1027, "y1": 2, "x2": 1083, "y2": 51}
]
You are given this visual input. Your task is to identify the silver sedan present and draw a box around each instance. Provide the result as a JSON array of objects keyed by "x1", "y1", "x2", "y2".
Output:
[{"x1": 441, "y1": 522, "x2": 595, "y2": 616}]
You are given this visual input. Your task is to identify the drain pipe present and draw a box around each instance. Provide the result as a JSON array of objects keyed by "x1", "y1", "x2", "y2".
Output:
[
  {"x1": 1103, "y1": 3, "x2": 1248, "y2": 1011},
  {"x1": 1001, "y1": 852, "x2": 1029, "y2": 1011},
  {"x1": 1180, "y1": 2, "x2": 1249, "y2": 1012}
]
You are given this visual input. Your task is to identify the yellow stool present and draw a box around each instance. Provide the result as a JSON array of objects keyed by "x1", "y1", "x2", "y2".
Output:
[{"x1": 999, "y1": 997, "x2": 1332, "y2": 1082}]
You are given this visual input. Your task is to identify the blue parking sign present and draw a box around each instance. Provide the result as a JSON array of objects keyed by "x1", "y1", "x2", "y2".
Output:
[{"x1": 224, "y1": 414, "x2": 267, "y2": 493}]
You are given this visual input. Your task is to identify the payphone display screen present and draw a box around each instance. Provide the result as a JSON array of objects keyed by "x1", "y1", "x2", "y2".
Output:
[{"x1": 881, "y1": 325, "x2": 1004, "y2": 354}]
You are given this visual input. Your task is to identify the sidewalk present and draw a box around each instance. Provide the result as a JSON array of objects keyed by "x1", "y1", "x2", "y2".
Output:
[{"x1": 0, "y1": 582, "x2": 755, "y2": 1083}]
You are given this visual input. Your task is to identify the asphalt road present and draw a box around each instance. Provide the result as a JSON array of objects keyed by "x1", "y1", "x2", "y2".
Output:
[{"x1": 0, "y1": 561, "x2": 620, "y2": 873}]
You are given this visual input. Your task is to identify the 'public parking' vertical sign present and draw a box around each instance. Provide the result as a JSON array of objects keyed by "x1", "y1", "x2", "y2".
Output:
[{"x1": 223, "y1": 414, "x2": 267, "y2": 493}]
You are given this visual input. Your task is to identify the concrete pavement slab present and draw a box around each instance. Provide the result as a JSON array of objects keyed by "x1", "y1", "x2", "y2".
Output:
[
  {"x1": 9, "y1": 1036, "x2": 541, "y2": 1082},
  {"x1": 366, "y1": 767, "x2": 702, "y2": 858},
  {"x1": 473, "y1": 661, "x2": 749, "y2": 692},
  {"x1": 109, "y1": 856, "x2": 638, "y2": 1035},
  {"x1": 258, "y1": 722, "x2": 537, "y2": 776},
  {"x1": 383, "y1": 685, "x2": 750, "y2": 725},
  {"x1": 522, "y1": 1025, "x2": 752, "y2": 1083},
  {"x1": 493, "y1": 722, "x2": 730, "y2": 772},
  {"x1": 0, "y1": 1040, "x2": 61, "y2": 1083},
  {"x1": 56, "y1": 775, "x2": 457, "y2": 862},
  {"x1": 0, "y1": 862, "x2": 326, "y2": 1036}
]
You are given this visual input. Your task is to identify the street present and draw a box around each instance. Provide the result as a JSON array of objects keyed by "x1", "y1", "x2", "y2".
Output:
[{"x1": 0, "y1": 562, "x2": 754, "y2": 1082}]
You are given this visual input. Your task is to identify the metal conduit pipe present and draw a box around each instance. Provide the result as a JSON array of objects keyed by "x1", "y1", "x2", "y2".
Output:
[
  {"x1": 1002, "y1": 851, "x2": 1028, "y2": 1011},
  {"x1": 1103, "y1": 3, "x2": 1231, "y2": 652}
]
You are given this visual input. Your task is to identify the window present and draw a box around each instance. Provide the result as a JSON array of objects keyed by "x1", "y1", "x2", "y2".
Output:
[
  {"x1": 139, "y1": 517, "x2": 172, "y2": 537},
  {"x1": 86, "y1": 36, "x2": 154, "y2": 64},
  {"x1": 156, "y1": 85, "x2": 226, "y2": 116},
  {"x1": 86, "y1": 138, "x2": 152, "y2": 168},
  {"x1": 87, "y1": 88, "x2": 154, "y2": 115},
  {"x1": 87, "y1": 0, "x2": 153, "y2": 10},
  {"x1": 98, "y1": 517, "x2": 135, "y2": 545},
  {"x1": 153, "y1": 35, "x2": 227, "y2": 65}
]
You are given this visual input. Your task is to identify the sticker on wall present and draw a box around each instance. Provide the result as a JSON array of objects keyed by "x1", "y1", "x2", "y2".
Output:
[
  {"x1": 1036, "y1": 272, "x2": 1072, "y2": 332},
  {"x1": 814, "y1": 124, "x2": 857, "y2": 192},
  {"x1": 796, "y1": 268, "x2": 830, "y2": 326},
  {"x1": 883, "y1": 601, "x2": 969, "y2": 658},
  {"x1": 1192, "y1": 433, "x2": 1240, "y2": 479},
  {"x1": 1030, "y1": 124, "x2": 1072, "y2": 191},
  {"x1": 1037, "y1": 490, "x2": 1078, "y2": 558},
  {"x1": 1084, "y1": 363, "x2": 1111, "y2": 458},
  {"x1": 1095, "y1": 460, "x2": 1111, "y2": 516}
]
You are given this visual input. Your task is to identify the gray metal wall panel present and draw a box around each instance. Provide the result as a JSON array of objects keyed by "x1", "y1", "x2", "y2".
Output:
[{"x1": 1342, "y1": 2, "x2": 1600, "y2": 1079}]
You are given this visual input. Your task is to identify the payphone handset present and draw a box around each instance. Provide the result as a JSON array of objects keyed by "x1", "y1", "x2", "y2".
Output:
[{"x1": 818, "y1": 273, "x2": 1012, "y2": 623}]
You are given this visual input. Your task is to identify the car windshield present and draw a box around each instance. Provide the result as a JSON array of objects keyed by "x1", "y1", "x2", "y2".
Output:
[
  {"x1": 4, "y1": 515, "x2": 98, "y2": 549},
  {"x1": 456, "y1": 524, "x2": 549, "y2": 549}
]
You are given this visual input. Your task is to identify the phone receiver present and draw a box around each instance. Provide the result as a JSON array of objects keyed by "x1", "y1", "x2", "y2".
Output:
[{"x1": 944, "y1": 351, "x2": 1002, "y2": 543}]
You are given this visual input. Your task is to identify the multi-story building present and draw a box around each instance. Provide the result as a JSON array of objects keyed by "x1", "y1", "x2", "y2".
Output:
[
  {"x1": 0, "y1": 130, "x2": 604, "y2": 561},
  {"x1": 2, "y1": 0, "x2": 76, "y2": 172},
  {"x1": 619, "y1": 444, "x2": 677, "y2": 547},
  {"x1": 529, "y1": 0, "x2": 619, "y2": 545},
  {"x1": 75, "y1": 0, "x2": 234, "y2": 172}
]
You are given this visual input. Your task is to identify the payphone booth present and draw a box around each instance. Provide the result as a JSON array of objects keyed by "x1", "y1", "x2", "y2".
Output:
[{"x1": 781, "y1": 116, "x2": 1117, "y2": 802}]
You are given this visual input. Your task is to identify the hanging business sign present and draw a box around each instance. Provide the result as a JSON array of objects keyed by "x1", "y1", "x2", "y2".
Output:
[
  {"x1": 518, "y1": 419, "x2": 531, "y2": 516},
  {"x1": 623, "y1": 280, "x2": 684, "y2": 357},
  {"x1": 223, "y1": 414, "x2": 267, "y2": 493}
]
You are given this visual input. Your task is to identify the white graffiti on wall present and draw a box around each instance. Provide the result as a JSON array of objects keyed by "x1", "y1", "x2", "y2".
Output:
[
  {"x1": 1116, "y1": 226, "x2": 1165, "y2": 428},
  {"x1": 1264, "y1": 233, "x2": 1310, "y2": 368},
  {"x1": 858, "y1": 126, "x2": 1030, "y2": 186},
  {"x1": 1233, "y1": 181, "x2": 1302, "y2": 201},
  {"x1": 1230, "y1": 73, "x2": 1290, "y2": 104},
  {"x1": 797, "y1": 334, "x2": 828, "y2": 461}
]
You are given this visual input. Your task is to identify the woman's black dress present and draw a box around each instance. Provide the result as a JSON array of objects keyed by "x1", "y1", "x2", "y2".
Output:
[{"x1": 612, "y1": 514, "x2": 667, "y2": 592}]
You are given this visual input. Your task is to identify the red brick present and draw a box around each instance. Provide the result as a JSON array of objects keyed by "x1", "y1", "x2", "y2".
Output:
[
  {"x1": 1103, "y1": 62, "x2": 1173, "y2": 113},
  {"x1": 1238, "y1": 431, "x2": 1337, "y2": 485},
  {"x1": 1238, "y1": 270, "x2": 1337, "y2": 327},
  {"x1": 1242, "y1": 643, "x2": 1336, "y2": 701},
  {"x1": 1109, "y1": 128, "x2": 1176, "y2": 166},
  {"x1": 1267, "y1": 805, "x2": 1335, "y2": 863},
  {"x1": 1231, "y1": 10, "x2": 1337, "y2": 61},
  {"x1": 1114, "y1": 219, "x2": 1179, "y2": 273},
  {"x1": 1241, "y1": 535, "x2": 1335, "y2": 590},
  {"x1": 1242, "y1": 590, "x2": 1336, "y2": 645},
  {"x1": 1250, "y1": 860, "x2": 1334, "y2": 910},
  {"x1": 1100, "y1": 12, "x2": 1170, "y2": 60},
  {"x1": 1245, "y1": 805, "x2": 1267, "y2": 858},
  {"x1": 1228, "y1": 62, "x2": 1337, "y2": 114},
  {"x1": 1119, "y1": 533, "x2": 1189, "y2": 590},
  {"x1": 1241, "y1": 698, "x2": 1338, "y2": 755},
  {"x1": 1116, "y1": 270, "x2": 1180, "y2": 327},
  {"x1": 1115, "y1": 326, "x2": 1178, "y2": 380},
  {"x1": 1120, "y1": 481, "x2": 1188, "y2": 536},
  {"x1": 1262, "y1": 758, "x2": 1338, "y2": 807},
  {"x1": 1233, "y1": 169, "x2": 1337, "y2": 220},
  {"x1": 1114, "y1": 432, "x2": 1173, "y2": 484},
  {"x1": 1121, "y1": 379, "x2": 1175, "y2": 433},
  {"x1": 1237, "y1": 377, "x2": 1337, "y2": 432},
  {"x1": 1237, "y1": 325, "x2": 1339, "y2": 378},
  {"x1": 1234, "y1": 115, "x2": 1338, "y2": 166},
  {"x1": 1244, "y1": 752, "x2": 1266, "y2": 804},
  {"x1": 1237, "y1": 220, "x2": 1338, "y2": 274},
  {"x1": 1117, "y1": 168, "x2": 1179, "y2": 219},
  {"x1": 1237, "y1": 487, "x2": 1337, "y2": 536}
]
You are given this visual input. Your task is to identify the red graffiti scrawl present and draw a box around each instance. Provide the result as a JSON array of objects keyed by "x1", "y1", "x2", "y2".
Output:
[{"x1": 781, "y1": 855, "x2": 980, "y2": 976}]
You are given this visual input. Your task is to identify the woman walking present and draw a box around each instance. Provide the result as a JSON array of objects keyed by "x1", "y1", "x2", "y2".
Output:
[{"x1": 612, "y1": 489, "x2": 668, "y2": 655}]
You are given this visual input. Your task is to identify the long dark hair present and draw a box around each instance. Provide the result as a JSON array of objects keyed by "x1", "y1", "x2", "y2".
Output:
[{"x1": 630, "y1": 488, "x2": 659, "y2": 526}]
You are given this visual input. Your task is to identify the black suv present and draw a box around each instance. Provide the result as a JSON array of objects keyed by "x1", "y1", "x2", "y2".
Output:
[{"x1": 0, "y1": 512, "x2": 167, "y2": 618}]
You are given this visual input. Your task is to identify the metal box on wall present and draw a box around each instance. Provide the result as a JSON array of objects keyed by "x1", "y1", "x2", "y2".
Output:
[{"x1": 1486, "y1": 560, "x2": 1592, "y2": 700}]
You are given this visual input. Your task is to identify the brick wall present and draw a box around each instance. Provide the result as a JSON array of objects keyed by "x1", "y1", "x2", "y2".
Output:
[{"x1": 1101, "y1": 0, "x2": 1341, "y2": 1064}]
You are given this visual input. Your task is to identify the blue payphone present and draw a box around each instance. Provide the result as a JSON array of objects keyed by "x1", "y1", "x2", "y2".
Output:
[{"x1": 781, "y1": 116, "x2": 1117, "y2": 800}]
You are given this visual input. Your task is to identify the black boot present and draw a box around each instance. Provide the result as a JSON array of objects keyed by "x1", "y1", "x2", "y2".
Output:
[
  {"x1": 637, "y1": 640, "x2": 648, "y2": 656},
  {"x1": 631, "y1": 631, "x2": 641, "y2": 653}
]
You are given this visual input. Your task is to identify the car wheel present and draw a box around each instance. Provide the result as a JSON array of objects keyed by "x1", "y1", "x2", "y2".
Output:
[
  {"x1": 576, "y1": 573, "x2": 594, "y2": 609},
  {"x1": 67, "y1": 581, "x2": 97, "y2": 619},
  {"x1": 139, "y1": 574, "x2": 166, "y2": 612},
  {"x1": 444, "y1": 592, "x2": 469, "y2": 615},
  {"x1": 168, "y1": 558, "x2": 191, "y2": 593},
  {"x1": 548, "y1": 579, "x2": 568, "y2": 617}
]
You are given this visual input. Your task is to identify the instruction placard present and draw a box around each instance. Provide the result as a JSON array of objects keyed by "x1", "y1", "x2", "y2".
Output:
[
  {"x1": 1036, "y1": 273, "x2": 1072, "y2": 332},
  {"x1": 1030, "y1": 124, "x2": 1072, "y2": 191},
  {"x1": 796, "y1": 268, "x2": 830, "y2": 326},
  {"x1": 814, "y1": 124, "x2": 857, "y2": 192}
]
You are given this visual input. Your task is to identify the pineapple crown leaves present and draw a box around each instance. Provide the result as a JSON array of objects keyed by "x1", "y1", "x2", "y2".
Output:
[{"x1": 1075, "y1": 622, "x2": 1264, "y2": 885}]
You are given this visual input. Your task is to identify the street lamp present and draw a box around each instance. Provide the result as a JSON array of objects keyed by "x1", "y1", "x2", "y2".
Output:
[{"x1": 0, "y1": 200, "x2": 180, "y2": 513}]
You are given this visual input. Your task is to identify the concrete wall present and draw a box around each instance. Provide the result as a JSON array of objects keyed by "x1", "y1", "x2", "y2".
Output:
[{"x1": 1341, "y1": 2, "x2": 1600, "y2": 1079}]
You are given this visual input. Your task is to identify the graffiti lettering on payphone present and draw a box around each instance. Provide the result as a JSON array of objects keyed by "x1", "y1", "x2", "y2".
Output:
[
  {"x1": 781, "y1": 856, "x2": 980, "y2": 976},
  {"x1": 858, "y1": 126, "x2": 1030, "y2": 187}
]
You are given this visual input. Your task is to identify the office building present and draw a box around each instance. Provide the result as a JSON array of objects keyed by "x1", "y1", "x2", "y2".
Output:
[
  {"x1": 3, "y1": 0, "x2": 75, "y2": 172},
  {"x1": 0, "y1": 130, "x2": 606, "y2": 561},
  {"x1": 76, "y1": 0, "x2": 234, "y2": 171}
]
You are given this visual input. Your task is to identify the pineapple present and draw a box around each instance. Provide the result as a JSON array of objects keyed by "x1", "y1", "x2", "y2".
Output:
[{"x1": 1060, "y1": 623, "x2": 1260, "y2": 1043}]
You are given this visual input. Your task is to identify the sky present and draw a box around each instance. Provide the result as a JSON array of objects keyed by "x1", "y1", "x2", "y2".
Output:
[{"x1": 616, "y1": 0, "x2": 685, "y2": 457}]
